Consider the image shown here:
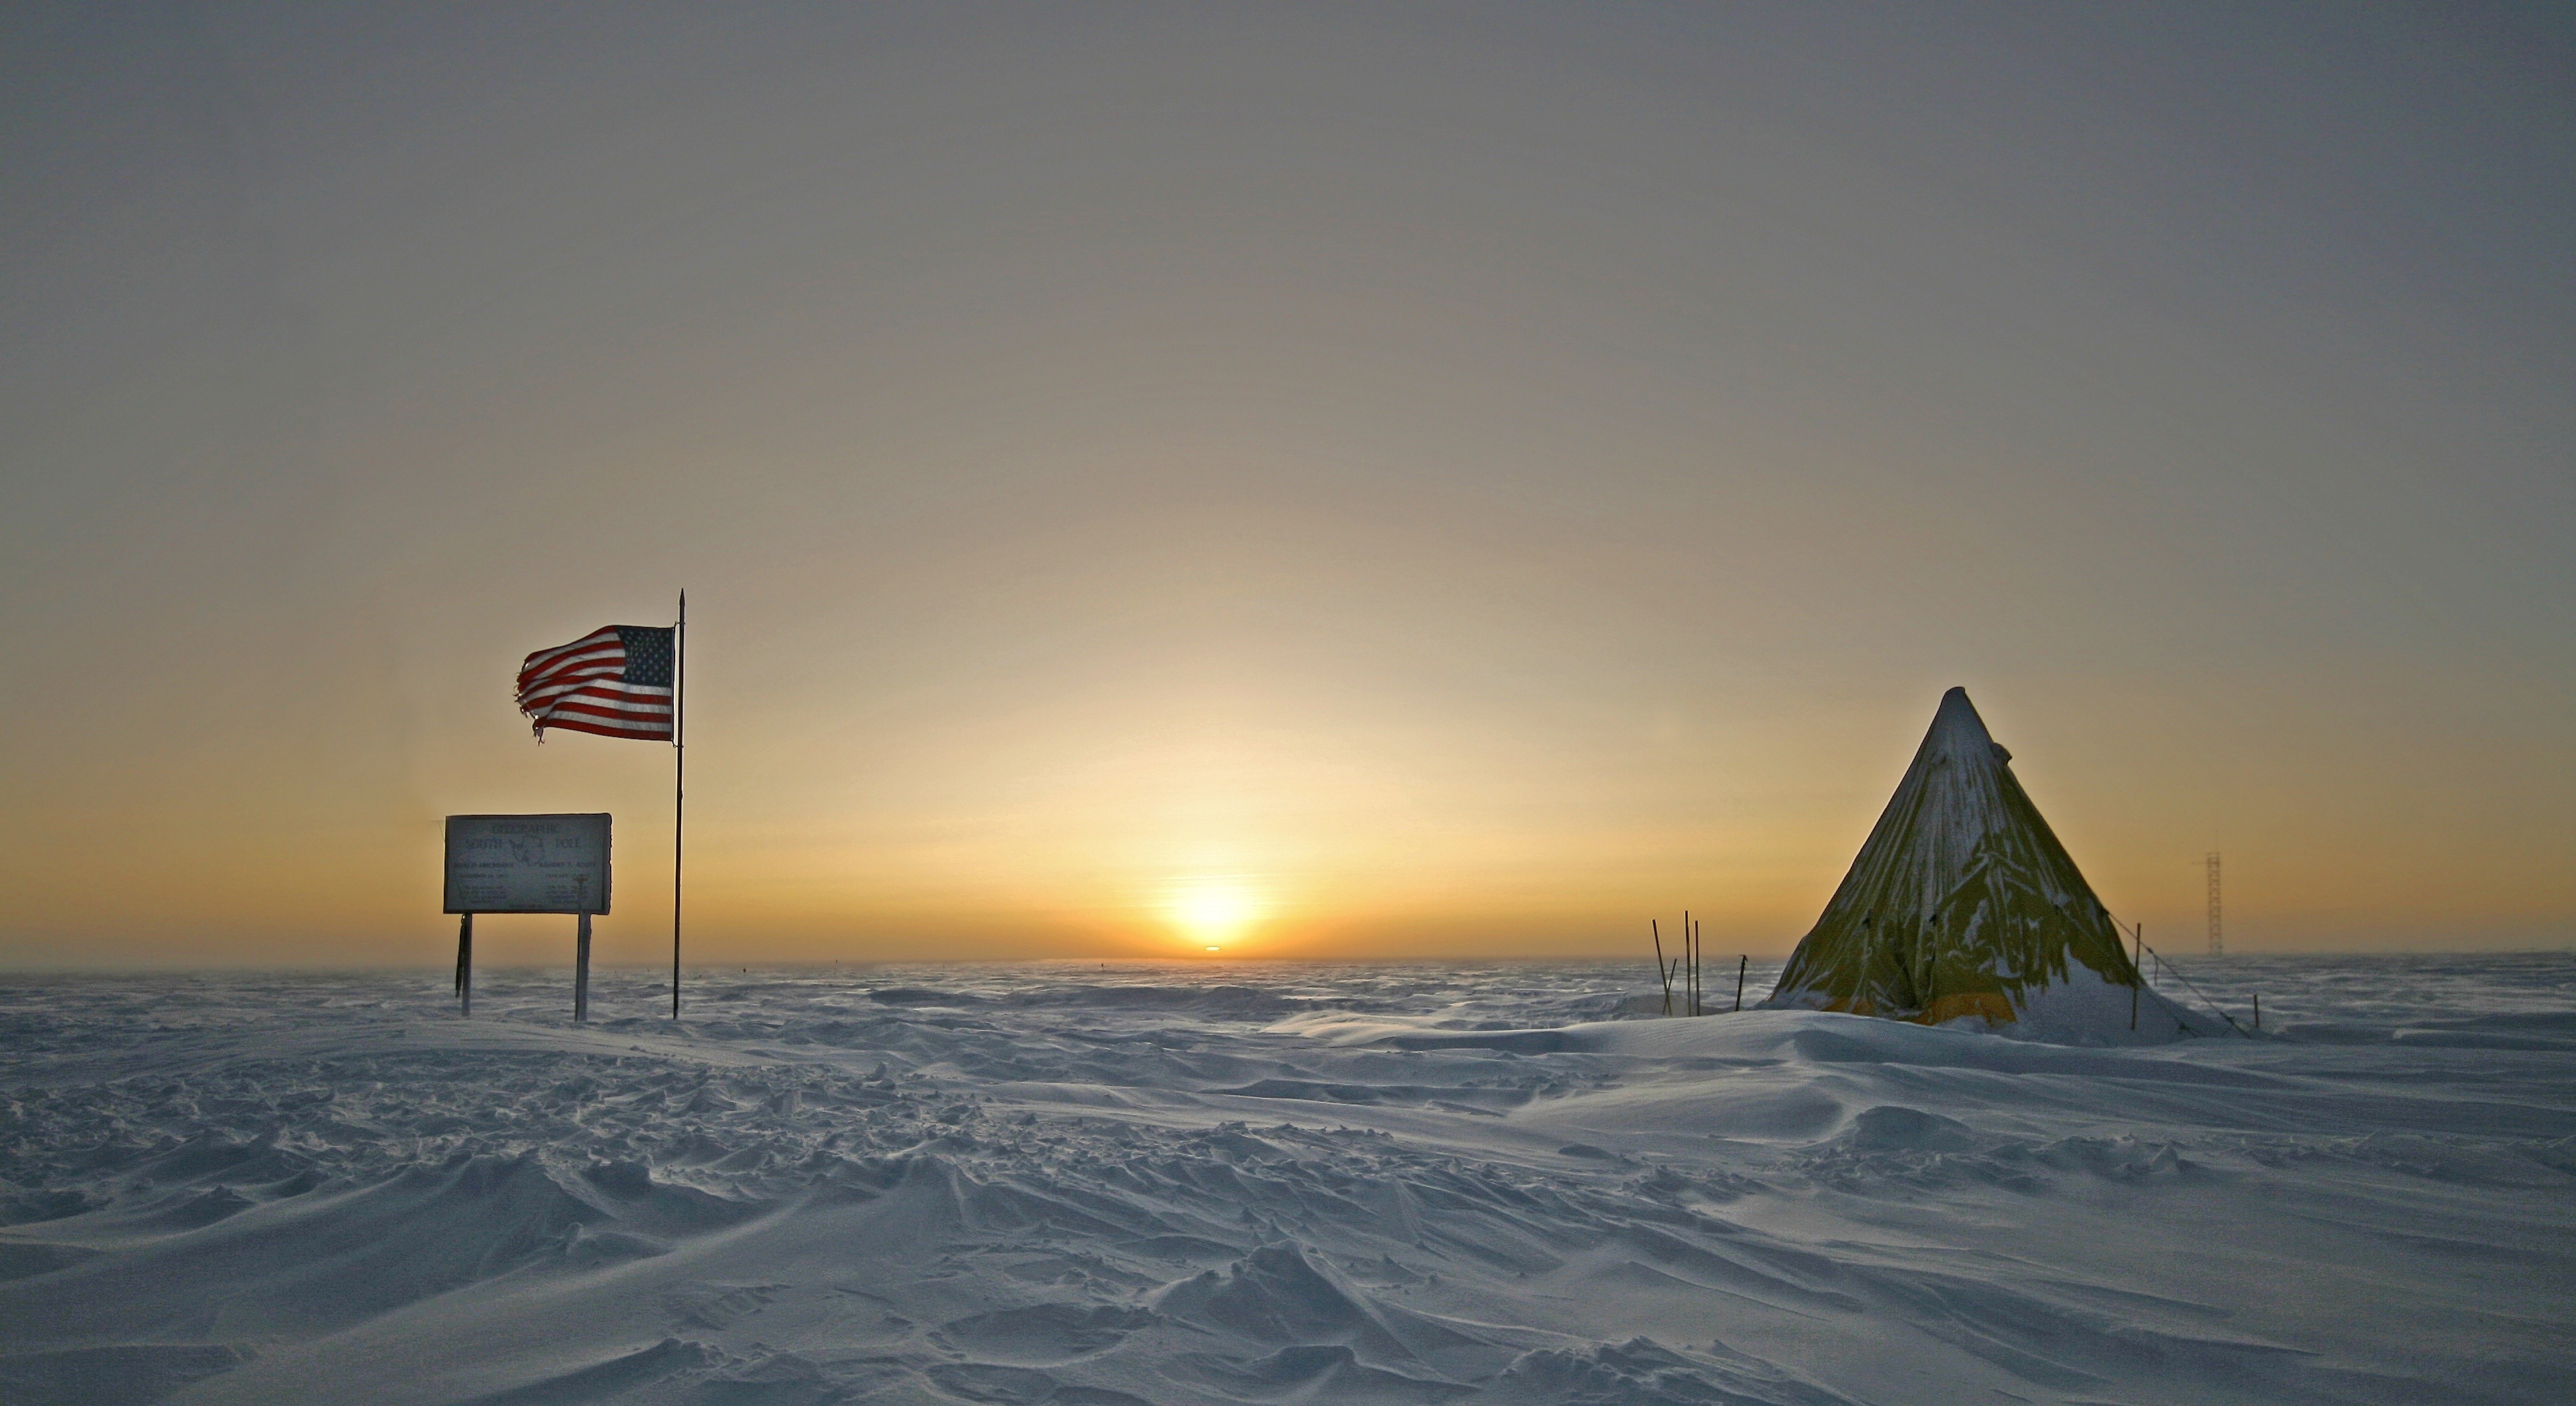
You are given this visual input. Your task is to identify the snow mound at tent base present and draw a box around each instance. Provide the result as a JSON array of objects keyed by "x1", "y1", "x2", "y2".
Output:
[
  {"x1": 1762, "y1": 966, "x2": 2227, "y2": 1046},
  {"x1": 2000, "y1": 966, "x2": 2235, "y2": 1043}
]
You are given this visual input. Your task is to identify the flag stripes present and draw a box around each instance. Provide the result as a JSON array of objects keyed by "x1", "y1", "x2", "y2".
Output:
[{"x1": 517, "y1": 625, "x2": 676, "y2": 741}]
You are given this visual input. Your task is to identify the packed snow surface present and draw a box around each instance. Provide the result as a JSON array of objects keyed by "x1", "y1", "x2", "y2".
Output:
[{"x1": 3, "y1": 956, "x2": 2571, "y2": 1405}]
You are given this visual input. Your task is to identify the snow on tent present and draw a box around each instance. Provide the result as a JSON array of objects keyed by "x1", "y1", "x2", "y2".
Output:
[{"x1": 1763, "y1": 687, "x2": 2223, "y2": 1042}]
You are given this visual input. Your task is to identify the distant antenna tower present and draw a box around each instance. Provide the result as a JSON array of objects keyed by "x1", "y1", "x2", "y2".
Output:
[{"x1": 2205, "y1": 851, "x2": 2223, "y2": 957}]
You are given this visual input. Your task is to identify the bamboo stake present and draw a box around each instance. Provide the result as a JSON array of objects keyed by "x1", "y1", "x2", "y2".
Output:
[
  {"x1": 1734, "y1": 954, "x2": 1747, "y2": 1012},
  {"x1": 1686, "y1": 912, "x2": 1698, "y2": 1016},
  {"x1": 1693, "y1": 918, "x2": 1706, "y2": 1016},
  {"x1": 1652, "y1": 920, "x2": 1672, "y2": 1016},
  {"x1": 2130, "y1": 922, "x2": 2141, "y2": 1032}
]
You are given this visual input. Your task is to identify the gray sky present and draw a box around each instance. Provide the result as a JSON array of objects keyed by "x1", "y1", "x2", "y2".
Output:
[{"x1": 3, "y1": 3, "x2": 2569, "y2": 966}]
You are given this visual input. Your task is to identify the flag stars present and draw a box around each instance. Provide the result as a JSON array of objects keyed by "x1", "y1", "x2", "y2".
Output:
[{"x1": 617, "y1": 627, "x2": 676, "y2": 688}]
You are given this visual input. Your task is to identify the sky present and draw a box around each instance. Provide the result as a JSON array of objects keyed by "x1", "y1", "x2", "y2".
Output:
[{"x1": 3, "y1": 3, "x2": 2569, "y2": 970}]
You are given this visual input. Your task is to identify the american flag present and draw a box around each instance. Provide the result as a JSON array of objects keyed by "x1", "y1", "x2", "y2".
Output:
[{"x1": 516, "y1": 626, "x2": 676, "y2": 741}]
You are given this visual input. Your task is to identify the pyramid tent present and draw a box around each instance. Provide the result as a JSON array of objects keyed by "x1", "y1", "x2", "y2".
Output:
[{"x1": 1762, "y1": 688, "x2": 2215, "y2": 1038}]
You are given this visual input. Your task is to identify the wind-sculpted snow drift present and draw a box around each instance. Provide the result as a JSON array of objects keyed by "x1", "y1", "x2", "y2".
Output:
[{"x1": 1, "y1": 957, "x2": 2570, "y2": 1404}]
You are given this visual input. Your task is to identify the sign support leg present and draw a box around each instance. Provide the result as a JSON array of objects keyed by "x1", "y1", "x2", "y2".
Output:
[
  {"x1": 575, "y1": 911, "x2": 592, "y2": 1023},
  {"x1": 457, "y1": 914, "x2": 473, "y2": 1018}
]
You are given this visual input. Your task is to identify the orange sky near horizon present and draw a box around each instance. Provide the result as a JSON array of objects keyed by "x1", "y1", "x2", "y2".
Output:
[{"x1": 2, "y1": 7, "x2": 2569, "y2": 969}]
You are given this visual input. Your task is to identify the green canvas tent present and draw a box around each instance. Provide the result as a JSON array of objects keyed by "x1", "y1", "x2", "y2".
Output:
[{"x1": 1763, "y1": 688, "x2": 2207, "y2": 1038}]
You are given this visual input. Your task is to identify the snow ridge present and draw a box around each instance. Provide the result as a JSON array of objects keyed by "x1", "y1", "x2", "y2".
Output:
[{"x1": 1, "y1": 960, "x2": 2569, "y2": 1403}]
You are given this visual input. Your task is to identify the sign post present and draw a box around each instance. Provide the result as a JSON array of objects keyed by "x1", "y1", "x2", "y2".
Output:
[
  {"x1": 575, "y1": 912, "x2": 592, "y2": 1022},
  {"x1": 443, "y1": 814, "x2": 614, "y2": 1021},
  {"x1": 454, "y1": 914, "x2": 474, "y2": 1016}
]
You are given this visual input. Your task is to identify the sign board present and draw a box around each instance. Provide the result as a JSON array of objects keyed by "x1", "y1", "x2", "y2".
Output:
[{"x1": 443, "y1": 814, "x2": 612, "y2": 914}]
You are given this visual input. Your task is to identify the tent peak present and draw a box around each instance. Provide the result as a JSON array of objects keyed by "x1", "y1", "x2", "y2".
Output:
[{"x1": 1924, "y1": 686, "x2": 2001, "y2": 762}]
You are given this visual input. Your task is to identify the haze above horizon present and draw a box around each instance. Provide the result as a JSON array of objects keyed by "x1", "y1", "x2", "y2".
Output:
[{"x1": 3, "y1": 5, "x2": 2569, "y2": 968}]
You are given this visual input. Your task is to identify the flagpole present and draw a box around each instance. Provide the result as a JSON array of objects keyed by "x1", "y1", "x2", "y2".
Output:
[{"x1": 672, "y1": 588, "x2": 685, "y2": 1020}]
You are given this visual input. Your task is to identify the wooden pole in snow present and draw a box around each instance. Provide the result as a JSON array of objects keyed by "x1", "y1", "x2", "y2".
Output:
[
  {"x1": 1686, "y1": 912, "x2": 1698, "y2": 1016},
  {"x1": 1652, "y1": 920, "x2": 1672, "y2": 1016},
  {"x1": 2131, "y1": 923, "x2": 2142, "y2": 1032},
  {"x1": 1735, "y1": 954, "x2": 1747, "y2": 1012},
  {"x1": 1692, "y1": 917, "x2": 1705, "y2": 1016}
]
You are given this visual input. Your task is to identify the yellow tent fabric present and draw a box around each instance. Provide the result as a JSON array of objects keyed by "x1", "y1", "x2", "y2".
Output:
[{"x1": 1762, "y1": 688, "x2": 2147, "y2": 1028}]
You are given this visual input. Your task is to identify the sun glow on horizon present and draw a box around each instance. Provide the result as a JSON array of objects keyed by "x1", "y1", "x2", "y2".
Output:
[{"x1": 1166, "y1": 878, "x2": 1263, "y2": 951}]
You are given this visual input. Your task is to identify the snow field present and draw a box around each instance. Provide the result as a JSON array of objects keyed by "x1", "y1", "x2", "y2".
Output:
[{"x1": 1, "y1": 956, "x2": 2570, "y2": 1405}]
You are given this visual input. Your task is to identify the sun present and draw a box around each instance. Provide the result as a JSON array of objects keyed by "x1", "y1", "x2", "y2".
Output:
[{"x1": 1166, "y1": 879, "x2": 1260, "y2": 950}]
